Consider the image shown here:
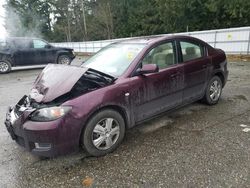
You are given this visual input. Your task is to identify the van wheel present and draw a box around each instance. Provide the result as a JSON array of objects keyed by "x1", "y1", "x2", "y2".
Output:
[
  {"x1": 81, "y1": 109, "x2": 125, "y2": 157},
  {"x1": 202, "y1": 76, "x2": 222, "y2": 105},
  {"x1": 0, "y1": 60, "x2": 11, "y2": 74},
  {"x1": 57, "y1": 55, "x2": 71, "y2": 65}
]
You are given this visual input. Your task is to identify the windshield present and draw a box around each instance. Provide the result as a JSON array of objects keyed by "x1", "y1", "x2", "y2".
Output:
[{"x1": 82, "y1": 43, "x2": 146, "y2": 77}]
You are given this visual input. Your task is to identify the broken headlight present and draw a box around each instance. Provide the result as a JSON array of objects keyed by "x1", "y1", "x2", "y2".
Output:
[{"x1": 30, "y1": 106, "x2": 72, "y2": 122}]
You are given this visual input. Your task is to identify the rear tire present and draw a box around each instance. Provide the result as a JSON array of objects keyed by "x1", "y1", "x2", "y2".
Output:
[
  {"x1": 81, "y1": 109, "x2": 125, "y2": 157},
  {"x1": 57, "y1": 55, "x2": 71, "y2": 65},
  {"x1": 202, "y1": 76, "x2": 222, "y2": 105},
  {"x1": 0, "y1": 60, "x2": 11, "y2": 74}
]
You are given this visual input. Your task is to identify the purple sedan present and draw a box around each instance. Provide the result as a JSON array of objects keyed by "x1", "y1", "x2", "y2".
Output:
[{"x1": 5, "y1": 36, "x2": 228, "y2": 157}]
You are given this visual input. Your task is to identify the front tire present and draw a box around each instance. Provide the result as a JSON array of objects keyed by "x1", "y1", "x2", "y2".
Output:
[
  {"x1": 0, "y1": 60, "x2": 11, "y2": 74},
  {"x1": 82, "y1": 109, "x2": 125, "y2": 157},
  {"x1": 203, "y1": 76, "x2": 222, "y2": 105},
  {"x1": 57, "y1": 55, "x2": 71, "y2": 65}
]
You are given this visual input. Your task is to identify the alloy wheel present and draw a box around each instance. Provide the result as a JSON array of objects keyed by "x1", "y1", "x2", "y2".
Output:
[
  {"x1": 92, "y1": 118, "x2": 120, "y2": 150},
  {"x1": 209, "y1": 80, "x2": 221, "y2": 101},
  {"x1": 0, "y1": 61, "x2": 9, "y2": 72},
  {"x1": 59, "y1": 56, "x2": 70, "y2": 65}
]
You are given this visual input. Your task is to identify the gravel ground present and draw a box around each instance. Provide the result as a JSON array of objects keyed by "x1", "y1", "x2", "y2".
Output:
[{"x1": 0, "y1": 61, "x2": 250, "y2": 188}]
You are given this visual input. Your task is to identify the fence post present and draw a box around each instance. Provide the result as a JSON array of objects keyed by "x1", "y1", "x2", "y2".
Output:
[
  {"x1": 247, "y1": 28, "x2": 250, "y2": 55},
  {"x1": 214, "y1": 31, "x2": 218, "y2": 48}
]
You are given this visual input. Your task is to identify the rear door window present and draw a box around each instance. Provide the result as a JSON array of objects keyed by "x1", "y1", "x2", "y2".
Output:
[
  {"x1": 180, "y1": 41, "x2": 203, "y2": 62},
  {"x1": 14, "y1": 39, "x2": 32, "y2": 49}
]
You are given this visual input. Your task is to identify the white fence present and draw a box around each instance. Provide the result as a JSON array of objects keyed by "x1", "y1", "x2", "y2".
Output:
[{"x1": 51, "y1": 26, "x2": 250, "y2": 55}]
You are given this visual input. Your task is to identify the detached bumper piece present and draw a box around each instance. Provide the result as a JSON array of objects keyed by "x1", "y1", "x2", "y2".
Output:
[
  {"x1": 5, "y1": 119, "x2": 16, "y2": 140},
  {"x1": 5, "y1": 106, "x2": 16, "y2": 140}
]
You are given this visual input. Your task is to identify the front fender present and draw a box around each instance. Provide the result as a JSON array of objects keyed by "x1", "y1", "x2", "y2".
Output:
[{"x1": 62, "y1": 84, "x2": 134, "y2": 140}]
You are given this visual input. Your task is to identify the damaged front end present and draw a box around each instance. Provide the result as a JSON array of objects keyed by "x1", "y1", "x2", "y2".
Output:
[
  {"x1": 10, "y1": 64, "x2": 115, "y2": 120},
  {"x1": 4, "y1": 64, "x2": 115, "y2": 157}
]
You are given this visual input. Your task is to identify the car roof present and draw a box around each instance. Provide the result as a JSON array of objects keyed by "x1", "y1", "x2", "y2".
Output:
[
  {"x1": 114, "y1": 36, "x2": 161, "y2": 45},
  {"x1": 6, "y1": 37, "x2": 43, "y2": 41},
  {"x1": 113, "y1": 35, "x2": 207, "y2": 46}
]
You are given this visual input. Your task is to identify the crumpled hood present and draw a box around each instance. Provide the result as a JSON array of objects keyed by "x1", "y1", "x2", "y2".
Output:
[{"x1": 30, "y1": 64, "x2": 88, "y2": 103}]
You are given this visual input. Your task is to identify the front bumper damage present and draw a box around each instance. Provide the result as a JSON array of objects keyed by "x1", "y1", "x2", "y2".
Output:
[{"x1": 4, "y1": 97, "x2": 81, "y2": 158}]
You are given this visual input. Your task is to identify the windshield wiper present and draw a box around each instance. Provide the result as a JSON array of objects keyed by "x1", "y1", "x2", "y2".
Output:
[{"x1": 85, "y1": 68, "x2": 116, "y2": 84}]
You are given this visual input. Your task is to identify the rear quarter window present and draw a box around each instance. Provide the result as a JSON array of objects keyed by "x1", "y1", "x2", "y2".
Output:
[
  {"x1": 0, "y1": 39, "x2": 7, "y2": 47},
  {"x1": 0, "y1": 39, "x2": 11, "y2": 49}
]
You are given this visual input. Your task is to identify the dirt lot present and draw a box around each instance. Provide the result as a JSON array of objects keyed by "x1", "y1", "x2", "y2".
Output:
[{"x1": 0, "y1": 61, "x2": 250, "y2": 188}]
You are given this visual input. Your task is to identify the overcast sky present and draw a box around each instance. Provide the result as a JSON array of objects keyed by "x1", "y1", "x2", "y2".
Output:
[{"x1": 0, "y1": 0, "x2": 7, "y2": 38}]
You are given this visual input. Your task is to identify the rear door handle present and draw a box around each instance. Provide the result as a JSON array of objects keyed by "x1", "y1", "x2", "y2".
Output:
[
  {"x1": 171, "y1": 74, "x2": 177, "y2": 78},
  {"x1": 171, "y1": 72, "x2": 180, "y2": 78},
  {"x1": 202, "y1": 64, "x2": 207, "y2": 68}
]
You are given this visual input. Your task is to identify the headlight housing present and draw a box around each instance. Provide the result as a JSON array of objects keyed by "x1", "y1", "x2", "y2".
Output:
[{"x1": 30, "y1": 106, "x2": 72, "y2": 122}]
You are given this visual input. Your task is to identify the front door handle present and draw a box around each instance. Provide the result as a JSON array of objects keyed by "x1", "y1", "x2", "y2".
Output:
[{"x1": 171, "y1": 74, "x2": 177, "y2": 78}]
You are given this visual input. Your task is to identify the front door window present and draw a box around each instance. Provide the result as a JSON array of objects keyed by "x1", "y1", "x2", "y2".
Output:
[
  {"x1": 142, "y1": 42, "x2": 176, "y2": 70},
  {"x1": 32, "y1": 39, "x2": 48, "y2": 49}
]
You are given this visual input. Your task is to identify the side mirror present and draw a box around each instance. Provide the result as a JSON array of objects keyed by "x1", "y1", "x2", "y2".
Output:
[{"x1": 135, "y1": 64, "x2": 159, "y2": 76}]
